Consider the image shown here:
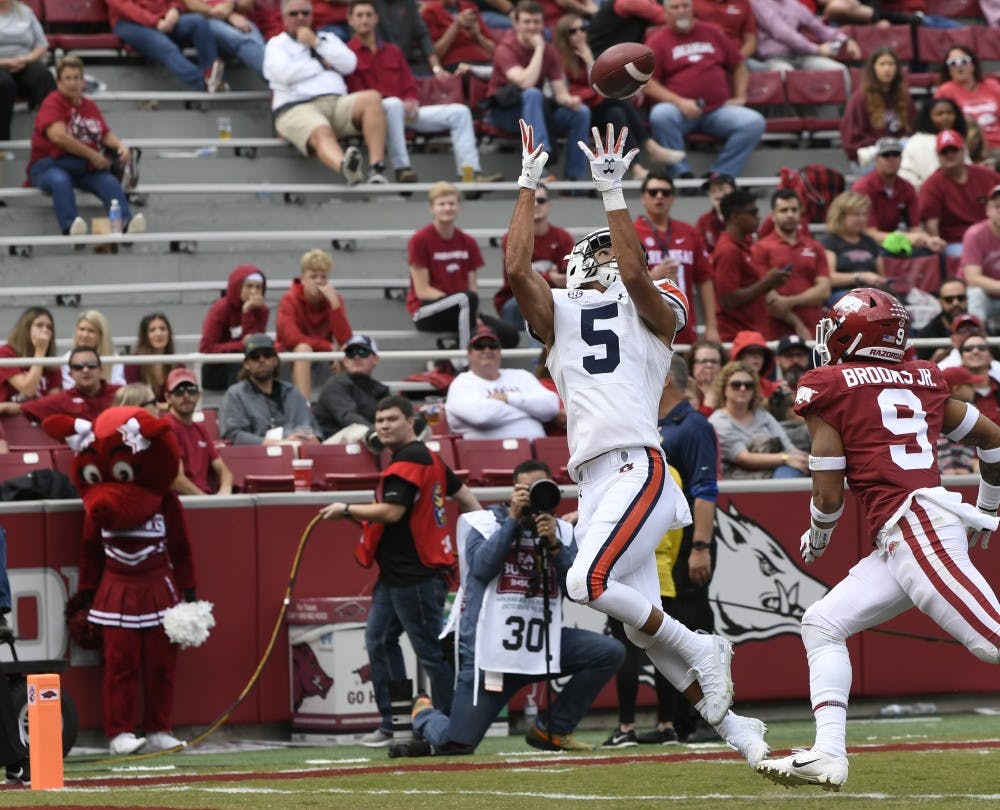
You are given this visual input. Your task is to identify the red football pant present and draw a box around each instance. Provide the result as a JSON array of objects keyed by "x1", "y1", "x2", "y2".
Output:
[{"x1": 102, "y1": 625, "x2": 177, "y2": 737}]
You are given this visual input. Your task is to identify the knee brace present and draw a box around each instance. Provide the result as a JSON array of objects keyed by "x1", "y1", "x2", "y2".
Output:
[{"x1": 623, "y1": 623, "x2": 655, "y2": 651}]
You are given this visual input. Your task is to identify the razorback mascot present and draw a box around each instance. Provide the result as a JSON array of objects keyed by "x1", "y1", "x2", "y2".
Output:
[{"x1": 43, "y1": 407, "x2": 196, "y2": 757}]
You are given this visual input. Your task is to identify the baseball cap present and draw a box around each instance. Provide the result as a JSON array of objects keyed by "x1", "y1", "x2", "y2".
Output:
[
  {"x1": 345, "y1": 334, "x2": 379, "y2": 355},
  {"x1": 244, "y1": 333, "x2": 276, "y2": 357},
  {"x1": 936, "y1": 129, "x2": 965, "y2": 153},
  {"x1": 701, "y1": 172, "x2": 737, "y2": 191},
  {"x1": 990, "y1": 184, "x2": 1000, "y2": 200},
  {"x1": 952, "y1": 313, "x2": 984, "y2": 333},
  {"x1": 942, "y1": 366, "x2": 987, "y2": 388},
  {"x1": 166, "y1": 368, "x2": 199, "y2": 392},
  {"x1": 777, "y1": 334, "x2": 809, "y2": 355},
  {"x1": 469, "y1": 325, "x2": 500, "y2": 347},
  {"x1": 875, "y1": 137, "x2": 903, "y2": 156}
]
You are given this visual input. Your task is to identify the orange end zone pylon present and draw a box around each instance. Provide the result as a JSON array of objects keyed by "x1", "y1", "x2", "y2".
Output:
[{"x1": 27, "y1": 674, "x2": 63, "y2": 790}]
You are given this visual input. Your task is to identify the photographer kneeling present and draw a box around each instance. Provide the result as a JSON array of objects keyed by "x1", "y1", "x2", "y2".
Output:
[{"x1": 392, "y1": 460, "x2": 624, "y2": 756}]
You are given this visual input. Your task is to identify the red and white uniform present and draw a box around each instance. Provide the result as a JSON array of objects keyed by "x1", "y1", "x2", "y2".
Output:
[{"x1": 795, "y1": 359, "x2": 1000, "y2": 664}]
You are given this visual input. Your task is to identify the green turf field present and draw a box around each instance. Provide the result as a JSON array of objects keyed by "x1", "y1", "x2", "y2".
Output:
[{"x1": 2, "y1": 713, "x2": 999, "y2": 808}]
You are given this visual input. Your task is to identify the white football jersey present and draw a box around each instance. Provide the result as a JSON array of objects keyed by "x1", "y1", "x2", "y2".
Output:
[{"x1": 547, "y1": 279, "x2": 672, "y2": 480}]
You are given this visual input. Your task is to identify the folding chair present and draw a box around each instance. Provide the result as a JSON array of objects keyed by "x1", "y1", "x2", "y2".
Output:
[
  {"x1": 0, "y1": 451, "x2": 53, "y2": 483},
  {"x1": 0, "y1": 414, "x2": 62, "y2": 450},
  {"x1": 531, "y1": 436, "x2": 572, "y2": 484},
  {"x1": 298, "y1": 443, "x2": 381, "y2": 491},
  {"x1": 745, "y1": 71, "x2": 800, "y2": 135},
  {"x1": 43, "y1": 0, "x2": 122, "y2": 50},
  {"x1": 916, "y1": 26, "x2": 976, "y2": 66},
  {"x1": 453, "y1": 437, "x2": 529, "y2": 486},
  {"x1": 785, "y1": 70, "x2": 848, "y2": 134}
]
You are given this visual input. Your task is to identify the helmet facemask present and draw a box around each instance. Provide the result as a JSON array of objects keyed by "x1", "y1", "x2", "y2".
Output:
[{"x1": 565, "y1": 229, "x2": 620, "y2": 290}]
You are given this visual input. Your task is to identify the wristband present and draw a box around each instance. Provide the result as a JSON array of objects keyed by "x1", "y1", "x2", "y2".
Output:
[
  {"x1": 977, "y1": 445, "x2": 1000, "y2": 464},
  {"x1": 691, "y1": 540, "x2": 711, "y2": 550},
  {"x1": 977, "y1": 480, "x2": 1000, "y2": 513},
  {"x1": 602, "y1": 188, "x2": 626, "y2": 211},
  {"x1": 810, "y1": 499, "x2": 844, "y2": 524},
  {"x1": 343, "y1": 503, "x2": 352, "y2": 519}
]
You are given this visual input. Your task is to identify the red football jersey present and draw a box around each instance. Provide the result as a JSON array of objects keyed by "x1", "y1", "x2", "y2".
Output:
[{"x1": 794, "y1": 360, "x2": 950, "y2": 535}]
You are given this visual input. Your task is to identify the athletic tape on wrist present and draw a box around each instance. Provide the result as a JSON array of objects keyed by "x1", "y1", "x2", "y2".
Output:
[
  {"x1": 602, "y1": 188, "x2": 626, "y2": 211},
  {"x1": 977, "y1": 445, "x2": 1000, "y2": 464},
  {"x1": 944, "y1": 403, "x2": 980, "y2": 442},
  {"x1": 977, "y1": 480, "x2": 1000, "y2": 513},
  {"x1": 808, "y1": 455, "x2": 846, "y2": 471},
  {"x1": 810, "y1": 500, "x2": 844, "y2": 524}
]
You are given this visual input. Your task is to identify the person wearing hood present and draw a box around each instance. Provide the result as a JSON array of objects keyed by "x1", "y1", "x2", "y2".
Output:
[
  {"x1": 729, "y1": 329, "x2": 778, "y2": 399},
  {"x1": 276, "y1": 248, "x2": 353, "y2": 401},
  {"x1": 199, "y1": 264, "x2": 270, "y2": 391}
]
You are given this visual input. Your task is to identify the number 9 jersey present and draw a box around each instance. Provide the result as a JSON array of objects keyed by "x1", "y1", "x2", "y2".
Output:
[
  {"x1": 545, "y1": 278, "x2": 687, "y2": 481},
  {"x1": 793, "y1": 359, "x2": 950, "y2": 536}
]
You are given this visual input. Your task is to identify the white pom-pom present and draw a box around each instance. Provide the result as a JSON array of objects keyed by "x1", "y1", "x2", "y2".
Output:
[{"x1": 162, "y1": 600, "x2": 216, "y2": 649}]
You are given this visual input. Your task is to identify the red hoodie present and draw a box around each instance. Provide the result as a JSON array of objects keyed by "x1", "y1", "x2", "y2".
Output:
[
  {"x1": 275, "y1": 278, "x2": 353, "y2": 352},
  {"x1": 199, "y1": 265, "x2": 270, "y2": 354}
]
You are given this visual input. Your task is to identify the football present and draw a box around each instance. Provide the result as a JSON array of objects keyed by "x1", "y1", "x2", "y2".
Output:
[{"x1": 589, "y1": 43, "x2": 656, "y2": 99}]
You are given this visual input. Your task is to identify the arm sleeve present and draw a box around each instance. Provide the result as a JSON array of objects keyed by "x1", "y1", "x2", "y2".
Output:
[
  {"x1": 317, "y1": 377, "x2": 369, "y2": 428},
  {"x1": 685, "y1": 420, "x2": 720, "y2": 502},
  {"x1": 329, "y1": 297, "x2": 353, "y2": 347},
  {"x1": 264, "y1": 35, "x2": 326, "y2": 85},
  {"x1": 107, "y1": 0, "x2": 163, "y2": 27},
  {"x1": 275, "y1": 293, "x2": 312, "y2": 350},
  {"x1": 316, "y1": 31, "x2": 359, "y2": 74},
  {"x1": 504, "y1": 372, "x2": 562, "y2": 422},
  {"x1": 466, "y1": 516, "x2": 519, "y2": 581},
  {"x1": 613, "y1": 0, "x2": 665, "y2": 23},
  {"x1": 78, "y1": 515, "x2": 105, "y2": 592},
  {"x1": 219, "y1": 390, "x2": 265, "y2": 445}
]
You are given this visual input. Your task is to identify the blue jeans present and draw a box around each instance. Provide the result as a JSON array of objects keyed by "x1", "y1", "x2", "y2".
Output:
[
  {"x1": 114, "y1": 14, "x2": 218, "y2": 89},
  {"x1": 208, "y1": 19, "x2": 265, "y2": 79},
  {"x1": 28, "y1": 155, "x2": 131, "y2": 234},
  {"x1": 649, "y1": 102, "x2": 765, "y2": 178},
  {"x1": 478, "y1": 9, "x2": 512, "y2": 28},
  {"x1": 414, "y1": 627, "x2": 624, "y2": 750},
  {"x1": 774, "y1": 463, "x2": 806, "y2": 479},
  {"x1": 922, "y1": 13, "x2": 963, "y2": 27},
  {"x1": 366, "y1": 577, "x2": 454, "y2": 731},
  {"x1": 488, "y1": 87, "x2": 591, "y2": 180}
]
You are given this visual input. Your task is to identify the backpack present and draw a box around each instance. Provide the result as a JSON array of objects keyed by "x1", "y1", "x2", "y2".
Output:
[
  {"x1": 778, "y1": 164, "x2": 845, "y2": 224},
  {"x1": 0, "y1": 469, "x2": 77, "y2": 502}
]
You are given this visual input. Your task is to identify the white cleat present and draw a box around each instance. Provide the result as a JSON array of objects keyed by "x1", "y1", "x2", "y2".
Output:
[
  {"x1": 109, "y1": 732, "x2": 146, "y2": 755},
  {"x1": 756, "y1": 748, "x2": 849, "y2": 791},
  {"x1": 690, "y1": 634, "x2": 734, "y2": 726},
  {"x1": 721, "y1": 714, "x2": 769, "y2": 769},
  {"x1": 145, "y1": 731, "x2": 184, "y2": 752}
]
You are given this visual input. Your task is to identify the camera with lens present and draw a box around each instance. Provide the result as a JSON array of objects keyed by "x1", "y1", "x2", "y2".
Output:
[{"x1": 520, "y1": 478, "x2": 562, "y2": 525}]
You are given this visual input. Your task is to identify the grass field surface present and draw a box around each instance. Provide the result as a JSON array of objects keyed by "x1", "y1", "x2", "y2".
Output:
[{"x1": 1, "y1": 713, "x2": 998, "y2": 808}]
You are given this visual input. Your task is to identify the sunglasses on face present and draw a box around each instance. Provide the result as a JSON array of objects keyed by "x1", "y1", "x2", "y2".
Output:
[
  {"x1": 345, "y1": 347, "x2": 373, "y2": 359},
  {"x1": 70, "y1": 361, "x2": 99, "y2": 371},
  {"x1": 728, "y1": 380, "x2": 755, "y2": 390},
  {"x1": 286, "y1": 8, "x2": 312, "y2": 16},
  {"x1": 694, "y1": 358, "x2": 720, "y2": 365},
  {"x1": 961, "y1": 343, "x2": 989, "y2": 353},
  {"x1": 170, "y1": 384, "x2": 200, "y2": 396},
  {"x1": 247, "y1": 350, "x2": 276, "y2": 361},
  {"x1": 471, "y1": 341, "x2": 500, "y2": 351},
  {"x1": 941, "y1": 294, "x2": 967, "y2": 303},
  {"x1": 947, "y1": 56, "x2": 972, "y2": 67},
  {"x1": 645, "y1": 188, "x2": 674, "y2": 198}
]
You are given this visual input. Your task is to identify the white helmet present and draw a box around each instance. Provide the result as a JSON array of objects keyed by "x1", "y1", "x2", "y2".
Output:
[{"x1": 565, "y1": 229, "x2": 620, "y2": 289}]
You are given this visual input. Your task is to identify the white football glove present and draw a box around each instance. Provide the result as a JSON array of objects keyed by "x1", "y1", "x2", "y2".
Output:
[
  {"x1": 577, "y1": 123, "x2": 640, "y2": 194},
  {"x1": 518, "y1": 119, "x2": 549, "y2": 190},
  {"x1": 800, "y1": 524, "x2": 833, "y2": 565},
  {"x1": 968, "y1": 508, "x2": 997, "y2": 549}
]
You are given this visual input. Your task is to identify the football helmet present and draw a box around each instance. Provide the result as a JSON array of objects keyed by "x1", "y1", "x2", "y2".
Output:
[
  {"x1": 814, "y1": 287, "x2": 909, "y2": 366},
  {"x1": 565, "y1": 229, "x2": 620, "y2": 289}
]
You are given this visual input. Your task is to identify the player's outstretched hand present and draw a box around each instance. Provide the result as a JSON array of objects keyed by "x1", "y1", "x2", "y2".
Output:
[
  {"x1": 799, "y1": 528, "x2": 829, "y2": 564},
  {"x1": 518, "y1": 119, "x2": 549, "y2": 190},
  {"x1": 578, "y1": 123, "x2": 640, "y2": 194},
  {"x1": 968, "y1": 517, "x2": 996, "y2": 550}
]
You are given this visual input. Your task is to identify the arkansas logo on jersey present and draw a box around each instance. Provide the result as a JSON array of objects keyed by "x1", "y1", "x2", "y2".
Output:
[{"x1": 655, "y1": 277, "x2": 690, "y2": 334}]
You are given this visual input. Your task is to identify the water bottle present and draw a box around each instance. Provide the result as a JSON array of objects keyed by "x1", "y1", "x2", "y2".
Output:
[
  {"x1": 109, "y1": 199, "x2": 123, "y2": 235},
  {"x1": 524, "y1": 694, "x2": 538, "y2": 730}
]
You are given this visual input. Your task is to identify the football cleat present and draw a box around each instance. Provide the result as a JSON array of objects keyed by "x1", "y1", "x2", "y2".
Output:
[
  {"x1": 690, "y1": 634, "x2": 734, "y2": 726},
  {"x1": 756, "y1": 748, "x2": 849, "y2": 791},
  {"x1": 720, "y1": 714, "x2": 769, "y2": 769}
]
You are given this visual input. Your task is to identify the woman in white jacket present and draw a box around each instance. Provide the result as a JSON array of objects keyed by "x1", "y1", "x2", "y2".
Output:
[{"x1": 899, "y1": 97, "x2": 971, "y2": 190}]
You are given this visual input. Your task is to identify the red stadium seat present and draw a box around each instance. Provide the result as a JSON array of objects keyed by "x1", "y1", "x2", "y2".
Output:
[
  {"x1": 0, "y1": 414, "x2": 63, "y2": 450},
  {"x1": 416, "y1": 74, "x2": 464, "y2": 107},
  {"x1": 0, "y1": 450, "x2": 53, "y2": 483},
  {"x1": 51, "y1": 446, "x2": 75, "y2": 480},
  {"x1": 378, "y1": 437, "x2": 468, "y2": 481},
  {"x1": 218, "y1": 444, "x2": 296, "y2": 493},
  {"x1": 191, "y1": 408, "x2": 220, "y2": 444},
  {"x1": 785, "y1": 70, "x2": 848, "y2": 133},
  {"x1": 43, "y1": 0, "x2": 122, "y2": 51},
  {"x1": 454, "y1": 437, "x2": 530, "y2": 486},
  {"x1": 916, "y1": 26, "x2": 976, "y2": 66},
  {"x1": 882, "y1": 255, "x2": 943, "y2": 296},
  {"x1": 974, "y1": 27, "x2": 1000, "y2": 62},
  {"x1": 298, "y1": 443, "x2": 381, "y2": 491},
  {"x1": 745, "y1": 71, "x2": 800, "y2": 135},
  {"x1": 846, "y1": 24, "x2": 913, "y2": 63},
  {"x1": 531, "y1": 436, "x2": 571, "y2": 484},
  {"x1": 926, "y1": 0, "x2": 983, "y2": 18}
]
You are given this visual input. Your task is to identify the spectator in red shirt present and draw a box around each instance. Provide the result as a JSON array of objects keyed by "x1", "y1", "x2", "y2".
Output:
[
  {"x1": 695, "y1": 172, "x2": 735, "y2": 257},
  {"x1": 646, "y1": 0, "x2": 764, "y2": 183},
  {"x1": 0, "y1": 307, "x2": 61, "y2": 403},
  {"x1": 635, "y1": 171, "x2": 719, "y2": 345},
  {"x1": 276, "y1": 248, "x2": 353, "y2": 401},
  {"x1": 712, "y1": 189, "x2": 790, "y2": 342},
  {"x1": 485, "y1": 1, "x2": 590, "y2": 181},
  {"x1": 345, "y1": 0, "x2": 501, "y2": 184},
  {"x1": 751, "y1": 189, "x2": 831, "y2": 340},
  {"x1": 692, "y1": 0, "x2": 756, "y2": 60},
  {"x1": 852, "y1": 137, "x2": 945, "y2": 255},
  {"x1": 935, "y1": 45, "x2": 1000, "y2": 162},
  {"x1": 27, "y1": 56, "x2": 146, "y2": 237},
  {"x1": 919, "y1": 129, "x2": 1000, "y2": 256},
  {"x1": 496, "y1": 182, "x2": 574, "y2": 333},
  {"x1": 2, "y1": 346, "x2": 120, "y2": 423},
  {"x1": 840, "y1": 48, "x2": 916, "y2": 168},
  {"x1": 961, "y1": 184, "x2": 1000, "y2": 330},
  {"x1": 420, "y1": 0, "x2": 494, "y2": 73},
  {"x1": 165, "y1": 368, "x2": 234, "y2": 496},
  {"x1": 200, "y1": 264, "x2": 269, "y2": 391},
  {"x1": 586, "y1": 0, "x2": 662, "y2": 55}
]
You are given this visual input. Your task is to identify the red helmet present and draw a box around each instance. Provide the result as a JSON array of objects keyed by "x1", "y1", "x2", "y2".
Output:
[{"x1": 814, "y1": 288, "x2": 909, "y2": 366}]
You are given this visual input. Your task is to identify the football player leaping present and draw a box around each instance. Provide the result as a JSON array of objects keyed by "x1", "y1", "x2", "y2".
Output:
[
  {"x1": 757, "y1": 288, "x2": 1000, "y2": 791},
  {"x1": 505, "y1": 120, "x2": 769, "y2": 767}
]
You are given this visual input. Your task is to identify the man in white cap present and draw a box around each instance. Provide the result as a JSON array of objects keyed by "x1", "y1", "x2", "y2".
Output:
[{"x1": 314, "y1": 334, "x2": 390, "y2": 442}]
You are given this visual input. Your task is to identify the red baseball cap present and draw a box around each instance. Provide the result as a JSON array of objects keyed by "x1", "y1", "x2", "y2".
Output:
[
  {"x1": 952, "y1": 313, "x2": 984, "y2": 332},
  {"x1": 936, "y1": 129, "x2": 965, "y2": 153},
  {"x1": 166, "y1": 368, "x2": 198, "y2": 392}
]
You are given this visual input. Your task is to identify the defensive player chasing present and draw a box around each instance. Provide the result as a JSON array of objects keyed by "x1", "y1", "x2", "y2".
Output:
[
  {"x1": 757, "y1": 289, "x2": 1000, "y2": 791},
  {"x1": 506, "y1": 120, "x2": 769, "y2": 767}
]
